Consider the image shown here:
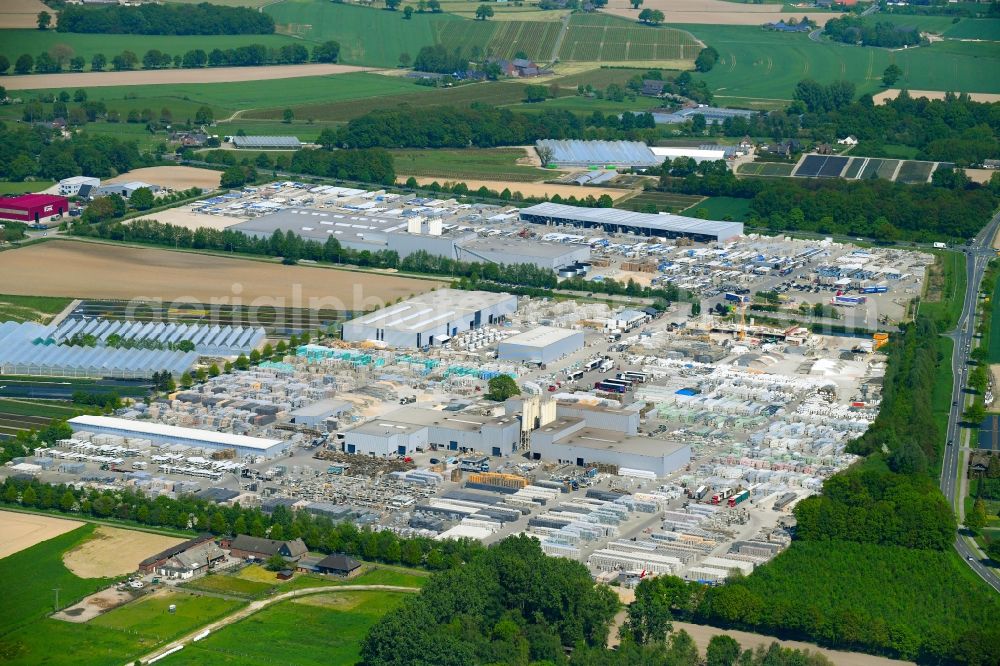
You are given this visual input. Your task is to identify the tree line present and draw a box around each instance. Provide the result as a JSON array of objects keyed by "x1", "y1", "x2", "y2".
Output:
[
  {"x1": 0, "y1": 475, "x2": 482, "y2": 572},
  {"x1": 0, "y1": 122, "x2": 147, "y2": 183},
  {"x1": 56, "y1": 2, "x2": 275, "y2": 35}
]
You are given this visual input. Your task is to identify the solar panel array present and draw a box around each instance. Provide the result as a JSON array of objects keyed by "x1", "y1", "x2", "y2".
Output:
[
  {"x1": 793, "y1": 155, "x2": 849, "y2": 178},
  {"x1": 232, "y1": 135, "x2": 302, "y2": 149},
  {"x1": 0, "y1": 322, "x2": 197, "y2": 379},
  {"x1": 537, "y1": 140, "x2": 660, "y2": 167},
  {"x1": 52, "y1": 319, "x2": 265, "y2": 356}
]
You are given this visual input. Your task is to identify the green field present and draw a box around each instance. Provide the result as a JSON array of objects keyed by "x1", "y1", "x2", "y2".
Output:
[
  {"x1": 989, "y1": 272, "x2": 1000, "y2": 363},
  {"x1": 391, "y1": 148, "x2": 551, "y2": 182},
  {"x1": 3, "y1": 73, "x2": 417, "y2": 124},
  {"x1": 692, "y1": 196, "x2": 754, "y2": 222},
  {"x1": 243, "y1": 79, "x2": 549, "y2": 121},
  {"x1": 267, "y1": 1, "x2": 442, "y2": 67},
  {"x1": 434, "y1": 19, "x2": 561, "y2": 62},
  {"x1": 559, "y1": 15, "x2": 700, "y2": 63},
  {"x1": 736, "y1": 162, "x2": 795, "y2": 177},
  {"x1": 0, "y1": 31, "x2": 301, "y2": 73},
  {"x1": 159, "y1": 590, "x2": 411, "y2": 666},
  {"x1": 0, "y1": 181, "x2": 54, "y2": 196},
  {"x1": 680, "y1": 24, "x2": 1000, "y2": 101},
  {"x1": 0, "y1": 294, "x2": 72, "y2": 323},
  {"x1": 619, "y1": 191, "x2": 704, "y2": 213},
  {"x1": 92, "y1": 591, "x2": 243, "y2": 642},
  {"x1": 0, "y1": 524, "x2": 111, "y2": 637},
  {"x1": 943, "y1": 17, "x2": 1000, "y2": 39},
  {"x1": 921, "y1": 250, "x2": 967, "y2": 332}
]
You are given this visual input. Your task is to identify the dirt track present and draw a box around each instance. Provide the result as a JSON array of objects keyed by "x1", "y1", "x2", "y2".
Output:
[
  {"x1": 1, "y1": 63, "x2": 376, "y2": 91},
  {"x1": 0, "y1": 239, "x2": 444, "y2": 311},
  {"x1": 603, "y1": 0, "x2": 824, "y2": 26},
  {"x1": 62, "y1": 526, "x2": 184, "y2": 578},
  {"x1": 0, "y1": 510, "x2": 83, "y2": 559}
]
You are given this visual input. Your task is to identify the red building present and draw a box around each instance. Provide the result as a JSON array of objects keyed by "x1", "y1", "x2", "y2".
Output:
[{"x1": 0, "y1": 194, "x2": 69, "y2": 225}]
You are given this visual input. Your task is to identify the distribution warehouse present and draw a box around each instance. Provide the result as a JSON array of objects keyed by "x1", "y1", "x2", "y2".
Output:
[
  {"x1": 519, "y1": 202, "x2": 743, "y2": 242},
  {"x1": 498, "y1": 326, "x2": 585, "y2": 364},
  {"x1": 341, "y1": 289, "x2": 517, "y2": 348},
  {"x1": 68, "y1": 415, "x2": 288, "y2": 458}
]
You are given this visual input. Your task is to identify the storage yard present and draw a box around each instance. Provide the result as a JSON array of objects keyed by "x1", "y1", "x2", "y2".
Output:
[{"x1": 1, "y1": 253, "x2": 917, "y2": 580}]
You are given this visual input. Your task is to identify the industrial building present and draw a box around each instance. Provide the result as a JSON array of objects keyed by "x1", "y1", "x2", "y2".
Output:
[
  {"x1": 650, "y1": 145, "x2": 736, "y2": 163},
  {"x1": 529, "y1": 416, "x2": 691, "y2": 477},
  {"x1": 519, "y1": 203, "x2": 744, "y2": 243},
  {"x1": 536, "y1": 139, "x2": 661, "y2": 168},
  {"x1": 498, "y1": 326, "x2": 584, "y2": 364},
  {"x1": 0, "y1": 194, "x2": 69, "y2": 225},
  {"x1": 68, "y1": 415, "x2": 289, "y2": 458},
  {"x1": 342, "y1": 289, "x2": 517, "y2": 348},
  {"x1": 289, "y1": 398, "x2": 352, "y2": 429},
  {"x1": 232, "y1": 135, "x2": 302, "y2": 150},
  {"x1": 94, "y1": 181, "x2": 161, "y2": 199},
  {"x1": 58, "y1": 176, "x2": 100, "y2": 196},
  {"x1": 343, "y1": 406, "x2": 522, "y2": 457}
]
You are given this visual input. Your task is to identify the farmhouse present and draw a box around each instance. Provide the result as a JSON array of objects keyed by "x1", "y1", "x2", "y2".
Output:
[
  {"x1": 138, "y1": 533, "x2": 225, "y2": 579},
  {"x1": 315, "y1": 553, "x2": 363, "y2": 577},
  {"x1": 0, "y1": 194, "x2": 69, "y2": 226},
  {"x1": 228, "y1": 534, "x2": 308, "y2": 562}
]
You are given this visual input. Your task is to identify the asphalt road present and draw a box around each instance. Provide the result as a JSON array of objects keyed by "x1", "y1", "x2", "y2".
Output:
[{"x1": 940, "y1": 209, "x2": 1000, "y2": 593}]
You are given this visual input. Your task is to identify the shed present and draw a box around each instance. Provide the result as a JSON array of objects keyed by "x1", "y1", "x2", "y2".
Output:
[{"x1": 315, "y1": 553, "x2": 363, "y2": 577}]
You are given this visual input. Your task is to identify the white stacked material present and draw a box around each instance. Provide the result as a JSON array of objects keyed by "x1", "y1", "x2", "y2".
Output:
[
  {"x1": 589, "y1": 549, "x2": 682, "y2": 575},
  {"x1": 701, "y1": 556, "x2": 754, "y2": 576},
  {"x1": 687, "y1": 566, "x2": 731, "y2": 582}
]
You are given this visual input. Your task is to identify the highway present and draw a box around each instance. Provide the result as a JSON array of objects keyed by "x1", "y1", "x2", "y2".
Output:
[{"x1": 940, "y1": 209, "x2": 1000, "y2": 593}]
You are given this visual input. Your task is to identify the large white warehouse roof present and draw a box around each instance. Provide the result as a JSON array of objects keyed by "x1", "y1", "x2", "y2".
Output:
[{"x1": 68, "y1": 415, "x2": 282, "y2": 451}]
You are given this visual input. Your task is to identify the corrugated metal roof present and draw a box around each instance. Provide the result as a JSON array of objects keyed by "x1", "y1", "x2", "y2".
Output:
[{"x1": 519, "y1": 202, "x2": 743, "y2": 240}]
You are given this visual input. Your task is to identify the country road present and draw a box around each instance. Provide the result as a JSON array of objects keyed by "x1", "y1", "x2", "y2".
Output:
[{"x1": 135, "y1": 584, "x2": 420, "y2": 665}]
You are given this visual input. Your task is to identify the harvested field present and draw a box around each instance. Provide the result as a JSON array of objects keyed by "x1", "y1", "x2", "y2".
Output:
[
  {"x1": 603, "y1": 0, "x2": 824, "y2": 26},
  {"x1": 0, "y1": 240, "x2": 445, "y2": 311},
  {"x1": 874, "y1": 89, "x2": 1000, "y2": 104},
  {"x1": 0, "y1": 0, "x2": 48, "y2": 29},
  {"x1": 105, "y1": 166, "x2": 222, "y2": 192},
  {"x1": 1, "y1": 63, "x2": 375, "y2": 91},
  {"x1": 135, "y1": 206, "x2": 244, "y2": 231},
  {"x1": 399, "y1": 176, "x2": 631, "y2": 200},
  {"x1": 0, "y1": 510, "x2": 83, "y2": 560},
  {"x1": 62, "y1": 526, "x2": 184, "y2": 579}
]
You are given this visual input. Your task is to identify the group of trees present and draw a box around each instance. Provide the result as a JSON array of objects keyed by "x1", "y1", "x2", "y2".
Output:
[
  {"x1": 0, "y1": 475, "x2": 482, "y2": 572},
  {"x1": 56, "y1": 3, "x2": 275, "y2": 35},
  {"x1": 637, "y1": 8, "x2": 666, "y2": 24},
  {"x1": 290, "y1": 147, "x2": 396, "y2": 186},
  {"x1": 694, "y1": 46, "x2": 719, "y2": 72},
  {"x1": 791, "y1": 79, "x2": 857, "y2": 114},
  {"x1": 823, "y1": 16, "x2": 923, "y2": 48},
  {"x1": 412, "y1": 44, "x2": 470, "y2": 74},
  {"x1": 0, "y1": 123, "x2": 147, "y2": 183}
]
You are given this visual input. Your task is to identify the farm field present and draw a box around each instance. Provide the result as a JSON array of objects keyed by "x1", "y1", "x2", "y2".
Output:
[
  {"x1": 0, "y1": 398, "x2": 83, "y2": 439},
  {"x1": 0, "y1": 523, "x2": 111, "y2": 636},
  {"x1": 266, "y1": 1, "x2": 440, "y2": 67},
  {"x1": 0, "y1": 240, "x2": 444, "y2": 309},
  {"x1": 63, "y1": 526, "x2": 184, "y2": 579},
  {"x1": 106, "y1": 167, "x2": 222, "y2": 192},
  {"x1": 1, "y1": 63, "x2": 374, "y2": 92},
  {"x1": 679, "y1": 24, "x2": 1000, "y2": 101},
  {"x1": 92, "y1": 590, "x2": 243, "y2": 641},
  {"x1": 0, "y1": 0, "x2": 54, "y2": 29},
  {"x1": 942, "y1": 17, "x2": 1000, "y2": 39},
  {"x1": 402, "y1": 176, "x2": 630, "y2": 200},
  {"x1": 558, "y1": 14, "x2": 700, "y2": 64},
  {"x1": 0, "y1": 31, "x2": 304, "y2": 74},
  {"x1": 0, "y1": 294, "x2": 72, "y2": 324},
  {"x1": 737, "y1": 162, "x2": 795, "y2": 177},
  {"x1": 433, "y1": 19, "x2": 562, "y2": 62},
  {"x1": 1, "y1": 73, "x2": 416, "y2": 123},
  {"x1": 873, "y1": 88, "x2": 1000, "y2": 104},
  {"x1": 603, "y1": 0, "x2": 819, "y2": 26},
  {"x1": 391, "y1": 148, "x2": 551, "y2": 182},
  {"x1": 0, "y1": 510, "x2": 82, "y2": 560},
  {"x1": 618, "y1": 191, "x2": 705, "y2": 213},
  {"x1": 158, "y1": 590, "x2": 412, "y2": 666},
  {"x1": 243, "y1": 80, "x2": 552, "y2": 121}
]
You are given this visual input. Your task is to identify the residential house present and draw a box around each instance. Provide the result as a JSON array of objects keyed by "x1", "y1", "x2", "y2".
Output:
[
  {"x1": 837, "y1": 135, "x2": 859, "y2": 146},
  {"x1": 155, "y1": 540, "x2": 226, "y2": 580},
  {"x1": 227, "y1": 534, "x2": 308, "y2": 562},
  {"x1": 641, "y1": 80, "x2": 666, "y2": 97},
  {"x1": 315, "y1": 554, "x2": 363, "y2": 577}
]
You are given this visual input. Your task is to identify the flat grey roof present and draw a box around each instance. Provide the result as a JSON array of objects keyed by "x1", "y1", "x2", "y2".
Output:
[
  {"x1": 388, "y1": 406, "x2": 519, "y2": 431},
  {"x1": 350, "y1": 419, "x2": 426, "y2": 437},
  {"x1": 461, "y1": 237, "x2": 586, "y2": 259},
  {"x1": 290, "y1": 398, "x2": 351, "y2": 418},
  {"x1": 347, "y1": 289, "x2": 515, "y2": 335},
  {"x1": 230, "y1": 207, "x2": 409, "y2": 242},
  {"x1": 520, "y1": 202, "x2": 743, "y2": 241},
  {"x1": 232, "y1": 135, "x2": 301, "y2": 148},
  {"x1": 501, "y1": 326, "x2": 581, "y2": 349},
  {"x1": 556, "y1": 426, "x2": 687, "y2": 457}
]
